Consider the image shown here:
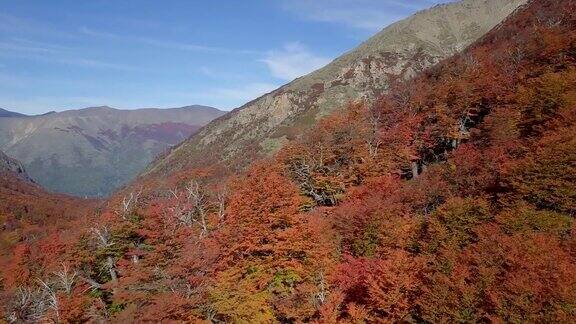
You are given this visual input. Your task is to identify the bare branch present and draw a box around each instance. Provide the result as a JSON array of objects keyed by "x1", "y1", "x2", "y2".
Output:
[
  {"x1": 90, "y1": 225, "x2": 113, "y2": 249},
  {"x1": 314, "y1": 271, "x2": 329, "y2": 308},
  {"x1": 186, "y1": 180, "x2": 209, "y2": 238},
  {"x1": 117, "y1": 189, "x2": 142, "y2": 220},
  {"x1": 216, "y1": 187, "x2": 228, "y2": 221},
  {"x1": 90, "y1": 225, "x2": 118, "y2": 283},
  {"x1": 80, "y1": 276, "x2": 103, "y2": 290},
  {"x1": 53, "y1": 263, "x2": 77, "y2": 294},
  {"x1": 37, "y1": 279, "x2": 59, "y2": 322},
  {"x1": 8, "y1": 287, "x2": 50, "y2": 322}
]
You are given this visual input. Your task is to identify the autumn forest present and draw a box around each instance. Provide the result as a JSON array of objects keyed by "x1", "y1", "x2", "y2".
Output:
[{"x1": 1, "y1": 0, "x2": 576, "y2": 322}]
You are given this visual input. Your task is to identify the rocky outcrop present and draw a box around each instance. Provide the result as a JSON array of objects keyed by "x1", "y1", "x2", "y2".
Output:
[
  {"x1": 0, "y1": 150, "x2": 31, "y2": 181},
  {"x1": 147, "y1": 0, "x2": 528, "y2": 176}
]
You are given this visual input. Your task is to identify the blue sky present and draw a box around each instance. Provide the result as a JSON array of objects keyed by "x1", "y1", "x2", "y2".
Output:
[{"x1": 0, "y1": 0, "x2": 447, "y2": 114}]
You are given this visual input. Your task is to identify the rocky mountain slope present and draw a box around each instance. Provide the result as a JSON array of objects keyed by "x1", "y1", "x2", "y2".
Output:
[
  {"x1": 0, "y1": 105, "x2": 224, "y2": 196},
  {"x1": 146, "y1": 0, "x2": 528, "y2": 176},
  {"x1": 0, "y1": 150, "x2": 30, "y2": 181}
]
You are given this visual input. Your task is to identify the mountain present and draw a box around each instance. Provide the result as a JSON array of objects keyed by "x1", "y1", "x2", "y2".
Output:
[
  {"x1": 0, "y1": 105, "x2": 224, "y2": 197},
  {"x1": 0, "y1": 150, "x2": 96, "y2": 225},
  {"x1": 117, "y1": 0, "x2": 572, "y2": 320},
  {"x1": 146, "y1": 0, "x2": 528, "y2": 177},
  {"x1": 0, "y1": 108, "x2": 28, "y2": 118},
  {"x1": 2, "y1": 0, "x2": 575, "y2": 322}
]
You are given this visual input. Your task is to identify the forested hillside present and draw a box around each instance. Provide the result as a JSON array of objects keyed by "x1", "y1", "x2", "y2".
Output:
[
  {"x1": 0, "y1": 155, "x2": 99, "y2": 322},
  {"x1": 2, "y1": 0, "x2": 575, "y2": 322}
]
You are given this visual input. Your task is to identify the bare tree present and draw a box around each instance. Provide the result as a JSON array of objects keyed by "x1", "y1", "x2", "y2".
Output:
[
  {"x1": 314, "y1": 271, "x2": 329, "y2": 308},
  {"x1": 80, "y1": 276, "x2": 103, "y2": 290},
  {"x1": 186, "y1": 181, "x2": 208, "y2": 238},
  {"x1": 169, "y1": 187, "x2": 179, "y2": 199},
  {"x1": 167, "y1": 181, "x2": 229, "y2": 236},
  {"x1": 90, "y1": 225, "x2": 118, "y2": 283},
  {"x1": 216, "y1": 187, "x2": 228, "y2": 221},
  {"x1": 463, "y1": 52, "x2": 479, "y2": 69},
  {"x1": 37, "y1": 279, "x2": 59, "y2": 322},
  {"x1": 8, "y1": 264, "x2": 80, "y2": 323},
  {"x1": 7, "y1": 287, "x2": 53, "y2": 323},
  {"x1": 289, "y1": 157, "x2": 340, "y2": 206},
  {"x1": 366, "y1": 105, "x2": 383, "y2": 157},
  {"x1": 547, "y1": 15, "x2": 563, "y2": 28},
  {"x1": 507, "y1": 46, "x2": 525, "y2": 66},
  {"x1": 118, "y1": 190, "x2": 141, "y2": 220},
  {"x1": 411, "y1": 161, "x2": 420, "y2": 179},
  {"x1": 91, "y1": 225, "x2": 113, "y2": 249},
  {"x1": 53, "y1": 263, "x2": 77, "y2": 294}
]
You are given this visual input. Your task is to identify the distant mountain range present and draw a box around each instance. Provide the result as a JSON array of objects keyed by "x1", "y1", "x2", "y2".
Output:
[{"x1": 0, "y1": 105, "x2": 224, "y2": 196}]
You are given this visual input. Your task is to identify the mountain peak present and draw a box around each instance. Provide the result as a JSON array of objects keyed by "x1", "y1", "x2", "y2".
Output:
[{"x1": 145, "y1": 0, "x2": 528, "y2": 177}]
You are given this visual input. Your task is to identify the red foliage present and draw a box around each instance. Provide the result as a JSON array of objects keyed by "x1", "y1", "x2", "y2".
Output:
[{"x1": 3, "y1": 0, "x2": 576, "y2": 322}]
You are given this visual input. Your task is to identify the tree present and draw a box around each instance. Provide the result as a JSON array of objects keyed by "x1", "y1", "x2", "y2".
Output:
[{"x1": 209, "y1": 162, "x2": 335, "y2": 321}]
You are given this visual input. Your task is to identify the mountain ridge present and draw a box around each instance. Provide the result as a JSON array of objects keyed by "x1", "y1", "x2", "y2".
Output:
[
  {"x1": 0, "y1": 105, "x2": 224, "y2": 196},
  {"x1": 145, "y1": 0, "x2": 528, "y2": 178},
  {"x1": 0, "y1": 108, "x2": 28, "y2": 118}
]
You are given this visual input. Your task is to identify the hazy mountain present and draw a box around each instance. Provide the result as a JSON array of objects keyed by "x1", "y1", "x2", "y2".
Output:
[
  {"x1": 0, "y1": 108, "x2": 28, "y2": 118},
  {"x1": 146, "y1": 0, "x2": 527, "y2": 177},
  {"x1": 0, "y1": 105, "x2": 224, "y2": 196}
]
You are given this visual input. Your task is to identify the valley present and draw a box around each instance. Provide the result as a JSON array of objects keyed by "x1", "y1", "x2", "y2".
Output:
[{"x1": 1, "y1": 0, "x2": 575, "y2": 322}]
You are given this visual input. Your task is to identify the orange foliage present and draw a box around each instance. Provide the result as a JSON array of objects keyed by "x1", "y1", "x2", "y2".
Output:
[{"x1": 2, "y1": 0, "x2": 576, "y2": 322}]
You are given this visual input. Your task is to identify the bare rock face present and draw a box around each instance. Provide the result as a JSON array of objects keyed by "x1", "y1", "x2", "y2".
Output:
[
  {"x1": 147, "y1": 0, "x2": 528, "y2": 176},
  {"x1": 0, "y1": 106, "x2": 224, "y2": 197},
  {"x1": 0, "y1": 150, "x2": 31, "y2": 181}
]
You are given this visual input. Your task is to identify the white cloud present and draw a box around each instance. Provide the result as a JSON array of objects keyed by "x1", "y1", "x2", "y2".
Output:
[
  {"x1": 0, "y1": 38, "x2": 72, "y2": 55},
  {"x1": 0, "y1": 50, "x2": 139, "y2": 72},
  {"x1": 79, "y1": 27, "x2": 120, "y2": 39},
  {"x1": 0, "y1": 35, "x2": 138, "y2": 72},
  {"x1": 262, "y1": 42, "x2": 331, "y2": 81},
  {"x1": 0, "y1": 41, "x2": 57, "y2": 54},
  {"x1": 281, "y1": 0, "x2": 445, "y2": 31},
  {"x1": 80, "y1": 27, "x2": 259, "y2": 55},
  {"x1": 65, "y1": 58, "x2": 139, "y2": 71}
]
